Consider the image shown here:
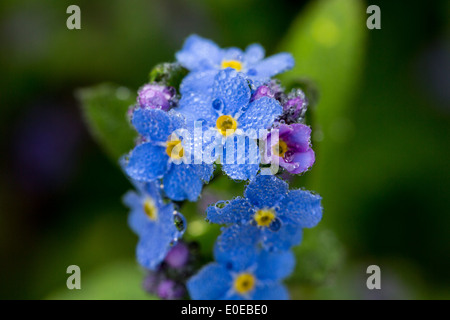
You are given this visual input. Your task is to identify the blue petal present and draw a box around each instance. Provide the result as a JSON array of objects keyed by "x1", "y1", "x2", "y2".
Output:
[
  {"x1": 238, "y1": 97, "x2": 283, "y2": 131},
  {"x1": 278, "y1": 190, "x2": 323, "y2": 228},
  {"x1": 222, "y1": 162, "x2": 259, "y2": 181},
  {"x1": 216, "y1": 225, "x2": 260, "y2": 264},
  {"x1": 128, "y1": 210, "x2": 148, "y2": 237},
  {"x1": 244, "y1": 43, "x2": 265, "y2": 65},
  {"x1": 214, "y1": 238, "x2": 258, "y2": 272},
  {"x1": 177, "y1": 91, "x2": 218, "y2": 129},
  {"x1": 123, "y1": 181, "x2": 165, "y2": 236},
  {"x1": 126, "y1": 143, "x2": 169, "y2": 181},
  {"x1": 132, "y1": 109, "x2": 173, "y2": 142},
  {"x1": 192, "y1": 163, "x2": 215, "y2": 183},
  {"x1": 123, "y1": 190, "x2": 141, "y2": 209},
  {"x1": 212, "y1": 69, "x2": 251, "y2": 116},
  {"x1": 221, "y1": 136, "x2": 260, "y2": 181},
  {"x1": 166, "y1": 110, "x2": 186, "y2": 131},
  {"x1": 252, "y1": 283, "x2": 289, "y2": 300},
  {"x1": 221, "y1": 47, "x2": 244, "y2": 61},
  {"x1": 163, "y1": 163, "x2": 203, "y2": 201},
  {"x1": 179, "y1": 70, "x2": 216, "y2": 96},
  {"x1": 175, "y1": 34, "x2": 222, "y2": 72},
  {"x1": 123, "y1": 191, "x2": 148, "y2": 235},
  {"x1": 143, "y1": 181, "x2": 164, "y2": 207},
  {"x1": 136, "y1": 204, "x2": 180, "y2": 270},
  {"x1": 187, "y1": 263, "x2": 232, "y2": 300},
  {"x1": 255, "y1": 251, "x2": 295, "y2": 281},
  {"x1": 136, "y1": 227, "x2": 172, "y2": 270},
  {"x1": 252, "y1": 52, "x2": 295, "y2": 80},
  {"x1": 261, "y1": 224, "x2": 303, "y2": 251},
  {"x1": 244, "y1": 174, "x2": 289, "y2": 208},
  {"x1": 207, "y1": 197, "x2": 254, "y2": 225}
]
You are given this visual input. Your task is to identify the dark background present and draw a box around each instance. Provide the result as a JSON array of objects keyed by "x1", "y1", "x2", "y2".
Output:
[{"x1": 0, "y1": 0, "x2": 448, "y2": 299}]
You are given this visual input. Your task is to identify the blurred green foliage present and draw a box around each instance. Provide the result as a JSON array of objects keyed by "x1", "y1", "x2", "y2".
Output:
[
  {"x1": 78, "y1": 84, "x2": 136, "y2": 161},
  {"x1": 0, "y1": 0, "x2": 449, "y2": 300},
  {"x1": 47, "y1": 261, "x2": 156, "y2": 300}
]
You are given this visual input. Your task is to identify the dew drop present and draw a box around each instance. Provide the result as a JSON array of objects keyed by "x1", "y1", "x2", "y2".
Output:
[
  {"x1": 269, "y1": 218, "x2": 282, "y2": 232},
  {"x1": 219, "y1": 72, "x2": 227, "y2": 80},
  {"x1": 173, "y1": 213, "x2": 185, "y2": 232},
  {"x1": 215, "y1": 201, "x2": 227, "y2": 209},
  {"x1": 284, "y1": 150, "x2": 295, "y2": 162},
  {"x1": 212, "y1": 98, "x2": 223, "y2": 111}
]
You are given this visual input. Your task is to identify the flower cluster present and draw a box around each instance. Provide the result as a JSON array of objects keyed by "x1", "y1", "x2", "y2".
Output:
[{"x1": 121, "y1": 35, "x2": 322, "y2": 300}]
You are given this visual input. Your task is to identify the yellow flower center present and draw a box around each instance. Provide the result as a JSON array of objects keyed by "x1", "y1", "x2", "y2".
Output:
[
  {"x1": 233, "y1": 273, "x2": 255, "y2": 295},
  {"x1": 254, "y1": 209, "x2": 276, "y2": 227},
  {"x1": 216, "y1": 115, "x2": 237, "y2": 136},
  {"x1": 221, "y1": 60, "x2": 243, "y2": 71},
  {"x1": 166, "y1": 139, "x2": 184, "y2": 159},
  {"x1": 272, "y1": 139, "x2": 288, "y2": 158},
  {"x1": 143, "y1": 198, "x2": 158, "y2": 221}
]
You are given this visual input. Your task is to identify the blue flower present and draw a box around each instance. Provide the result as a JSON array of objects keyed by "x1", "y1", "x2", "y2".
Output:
[
  {"x1": 207, "y1": 174, "x2": 322, "y2": 251},
  {"x1": 176, "y1": 34, "x2": 294, "y2": 94},
  {"x1": 124, "y1": 108, "x2": 214, "y2": 201},
  {"x1": 177, "y1": 69, "x2": 283, "y2": 180},
  {"x1": 187, "y1": 244, "x2": 294, "y2": 300},
  {"x1": 123, "y1": 181, "x2": 186, "y2": 270}
]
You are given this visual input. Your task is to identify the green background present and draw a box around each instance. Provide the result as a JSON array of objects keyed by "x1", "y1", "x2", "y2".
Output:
[{"x1": 0, "y1": 0, "x2": 449, "y2": 299}]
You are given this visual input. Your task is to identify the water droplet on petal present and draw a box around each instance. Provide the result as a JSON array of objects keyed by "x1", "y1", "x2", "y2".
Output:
[
  {"x1": 269, "y1": 218, "x2": 282, "y2": 232},
  {"x1": 215, "y1": 200, "x2": 227, "y2": 209},
  {"x1": 212, "y1": 98, "x2": 223, "y2": 111},
  {"x1": 173, "y1": 213, "x2": 185, "y2": 232},
  {"x1": 284, "y1": 150, "x2": 295, "y2": 162}
]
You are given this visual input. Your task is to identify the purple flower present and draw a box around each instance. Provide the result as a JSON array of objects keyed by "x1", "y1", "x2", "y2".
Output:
[
  {"x1": 164, "y1": 242, "x2": 190, "y2": 269},
  {"x1": 157, "y1": 279, "x2": 186, "y2": 300},
  {"x1": 251, "y1": 85, "x2": 275, "y2": 101},
  {"x1": 266, "y1": 123, "x2": 315, "y2": 174},
  {"x1": 143, "y1": 272, "x2": 162, "y2": 293},
  {"x1": 278, "y1": 89, "x2": 308, "y2": 124},
  {"x1": 137, "y1": 84, "x2": 176, "y2": 111}
]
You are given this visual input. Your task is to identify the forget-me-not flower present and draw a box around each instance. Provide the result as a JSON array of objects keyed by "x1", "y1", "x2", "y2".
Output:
[
  {"x1": 177, "y1": 69, "x2": 283, "y2": 180},
  {"x1": 123, "y1": 181, "x2": 186, "y2": 270},
  {"x1": 187, "y1": 244, "x2": 294, "y2": 300},
  {"x1": 176, "y1": 34, "x2": 294, "y2": 94},
  {"x1": 207, "y1": 174, "x2": 322, "y2": 252},
  {"x1": 124, "y1": 108, "x2": 214, "y2": 201}
]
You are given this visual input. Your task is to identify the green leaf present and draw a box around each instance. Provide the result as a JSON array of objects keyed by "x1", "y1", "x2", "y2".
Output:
[
  {"x1": 46, "y1": 261, "x2": 158, "y2": 300},
  {"x1": 149, "y1": 62, "x2": 188, "y2": 90},
  {"x1": 77, "y1": 83, "x2": 137, "y2": 162},
  {"x1": 278, "y1": 0, "x2": 367, "y2": 189}
]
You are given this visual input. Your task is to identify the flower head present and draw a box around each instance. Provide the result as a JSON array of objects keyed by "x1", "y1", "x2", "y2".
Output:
[
  {"x1": 187, "y1": 245, "x2": 294, "y2": 300},
  {"x1": 177, "y1": 69, "x2": 283, "y2": 180},
  {"x1": 124, "y1": 108, "x2": 214, "y2": 201},
  {"x1": 176, "y1": 34, "x2": 294, "y2": 94},
  {"x1": 266, "y1": 123, "x2": 315, "y2": 174},
  {"x1": 207, "y1": 174, "x2": 322, "y2": 252},
  {"x1": 123, "y1": 181, "x2": 186, "y2": 270}
]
